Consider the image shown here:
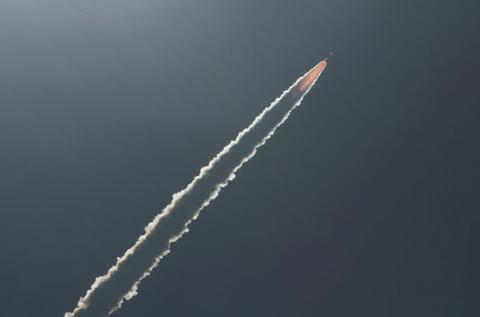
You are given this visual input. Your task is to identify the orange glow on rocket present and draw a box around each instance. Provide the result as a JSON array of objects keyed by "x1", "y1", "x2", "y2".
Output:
[{"x1": 297, "y1": 59, "x2": 327, "y2": 95}]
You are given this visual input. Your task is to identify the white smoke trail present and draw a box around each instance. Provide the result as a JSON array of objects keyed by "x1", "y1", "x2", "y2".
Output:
[{"x1": 65, "y1": 60, "x2": 327, "y2": 317}]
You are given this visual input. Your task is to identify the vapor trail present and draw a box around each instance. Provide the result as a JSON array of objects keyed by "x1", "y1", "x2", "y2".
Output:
[{"x1": 65, "y1": 59, "x2": 327, "y2": 317}]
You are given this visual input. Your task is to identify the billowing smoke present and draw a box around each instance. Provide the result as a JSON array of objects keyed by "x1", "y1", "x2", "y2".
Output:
[{"x1": 65, "y1": 59, "x2": 327, "y2": 317}]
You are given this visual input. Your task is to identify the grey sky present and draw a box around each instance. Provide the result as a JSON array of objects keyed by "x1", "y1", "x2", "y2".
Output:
[{"x1": 0, "y1": 1, "x2": 478, "y2": 316}]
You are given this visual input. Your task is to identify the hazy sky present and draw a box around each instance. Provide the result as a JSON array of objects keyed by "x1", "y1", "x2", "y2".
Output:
[{"x1": 1, "y1": 1, "x2": 478, "y2": 316}]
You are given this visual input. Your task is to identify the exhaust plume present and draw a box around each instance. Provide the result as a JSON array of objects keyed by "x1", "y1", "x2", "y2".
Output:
[{"x1": 65, "y1": 59, "x2": 327, "y2": 317}]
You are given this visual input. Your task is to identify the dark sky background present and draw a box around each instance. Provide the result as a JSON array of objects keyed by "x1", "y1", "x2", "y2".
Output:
[{"x1": 1, "y1": 0, "x2": 478, "y2": 316}]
